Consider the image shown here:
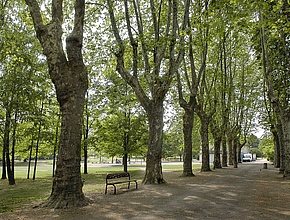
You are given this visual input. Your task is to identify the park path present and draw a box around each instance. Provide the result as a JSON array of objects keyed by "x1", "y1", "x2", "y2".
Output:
[{"x1": 1, "y1": 160, "x2": 290, "y2": 220}]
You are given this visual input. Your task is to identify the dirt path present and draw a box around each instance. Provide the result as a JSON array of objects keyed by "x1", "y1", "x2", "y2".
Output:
[{"x1": 1, "y1": 160, "x2": 290, "y2": 220}]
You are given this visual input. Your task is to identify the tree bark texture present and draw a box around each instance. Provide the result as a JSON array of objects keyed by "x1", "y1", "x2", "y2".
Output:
[
  {"x1": 221, "y1": 136, "x2": 228, "y2": 167},
  {"x1": 210, "y1": 122, "x2": 222, "y2": 169},
  {"x1": 199, "y1": 116, "x2": 211, "y2": 172},
  {"x1": 25, "y1": 0, "x2": 88, "y2": 208},
  {"x1": 238, "y1": 140, "x2": 246, "y2": 164},
  {"x1": 227, "y1": 134, "x2": 233, "y2": 166},
  {"x1": 3, "y1": 109, "x2": 15, "y2": 185},
  {"x1": 277, "y1": 121, "x2": 285, "y2": 173},
  {"x1": 143, "y1": 101, "x2": 165, "y2": 183},
  {"x1": 181, "y1": 108, "x2": 195, "y2": 176},
  {"x1": 271, "y1": 124, "x2": 281, "y2": 168},
  {"x1": 233, "y1": 138, "x2": 238, "y2": 168},
  {"x1": 213, "y1": 136, "x2": 222, "y2": 169},
  {"x1": 282, "y1": 111, "x2": 290, "y2": 179}
]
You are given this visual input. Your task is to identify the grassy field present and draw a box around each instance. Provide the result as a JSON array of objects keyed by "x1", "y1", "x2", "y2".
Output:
[{"x1": 0, "y1": 161, "x2": 201, "y2": 213}]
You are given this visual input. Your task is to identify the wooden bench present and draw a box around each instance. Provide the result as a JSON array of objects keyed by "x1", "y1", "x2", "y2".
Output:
[{"x1": 105, "y1": 172, "x2": 138, "y2": 195}]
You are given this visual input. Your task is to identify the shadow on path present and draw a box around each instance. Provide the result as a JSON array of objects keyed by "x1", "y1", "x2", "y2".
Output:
[{"x1": 1, "y1": 160, "x2": 289, "y2": 220}]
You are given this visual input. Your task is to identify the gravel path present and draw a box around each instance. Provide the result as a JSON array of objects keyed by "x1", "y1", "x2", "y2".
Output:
[{"x1": 1, "y1": 160, "x2": 290, "y2": 220}]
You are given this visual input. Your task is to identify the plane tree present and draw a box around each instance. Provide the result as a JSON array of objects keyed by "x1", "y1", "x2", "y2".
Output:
[
  {"x1": 257, "y1": 0, "x2": 290, "y2": 178},
  {"x1": 25, "y1": 0, "x2": 89, "y2": 208},
  {"x1": 106, "y1": 0, "x2": 190, "y2": 183}
]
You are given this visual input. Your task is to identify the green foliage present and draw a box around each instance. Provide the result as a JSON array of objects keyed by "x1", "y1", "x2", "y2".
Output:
[
  {"x1": 249, "y1": 147, "x2": 263, "y2": 158},
  {"x1": 259, "y1": 135, "x2": 275, "y2": 161},
  {"x1": 0, "y1": 0, "x2": 60, "y2": 178}
]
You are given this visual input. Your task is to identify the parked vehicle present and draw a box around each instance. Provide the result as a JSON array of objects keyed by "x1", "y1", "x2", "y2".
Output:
[{"x1": 242, "y1": 154, "x2": 252, "y2": 162}]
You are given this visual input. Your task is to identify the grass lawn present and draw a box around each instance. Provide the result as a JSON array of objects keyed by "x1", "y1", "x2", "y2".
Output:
[{"x1": 0, "y1": 161, "x2": 201, "y2": 213}]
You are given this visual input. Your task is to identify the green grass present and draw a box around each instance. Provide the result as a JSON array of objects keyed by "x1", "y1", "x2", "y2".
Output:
[
  {"x1": 0, "y1": 178, "x2": 52, "y2": 213},
  {"x1": 0, "y1": 162, "x2": 201, "y2": 213}
]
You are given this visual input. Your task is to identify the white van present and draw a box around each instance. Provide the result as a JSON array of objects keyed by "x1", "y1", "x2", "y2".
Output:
[{"x1": 242, "y1": 154, "x2": 252, "y2": 162}]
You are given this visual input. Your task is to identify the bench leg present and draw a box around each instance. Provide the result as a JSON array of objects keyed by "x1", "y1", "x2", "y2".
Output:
[{"x1": 105, "y1": 185, "x2": 117, "y2": 194}]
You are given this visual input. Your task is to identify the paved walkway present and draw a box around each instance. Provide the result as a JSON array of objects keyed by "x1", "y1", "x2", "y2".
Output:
[{"x1": 1, "y1": 160, "x2": 290, "y2": 220}]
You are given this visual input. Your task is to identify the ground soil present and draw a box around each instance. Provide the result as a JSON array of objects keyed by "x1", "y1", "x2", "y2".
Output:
[{"x1": 1, "y1": 160, "x2": 290, "y2": 220}]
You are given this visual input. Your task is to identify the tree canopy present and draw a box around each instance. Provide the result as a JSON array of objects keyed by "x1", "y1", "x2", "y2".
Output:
[{"x1": 0, "y1": 0, "x2": 289, "y2": 209}]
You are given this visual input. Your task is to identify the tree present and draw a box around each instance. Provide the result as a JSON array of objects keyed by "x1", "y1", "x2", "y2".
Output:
[
  {"x1": 25, "y1": 0, "x2": 89, "y2": 208},
  {"x1": 107, "y1": 0, "x2": 189, "y2": 184},
  {"x1": 258, "y1": 0, "x2": 290, "y2": 178},
  {"x1": 0, "y1": 0, "x2": 50, "y2": 184}
]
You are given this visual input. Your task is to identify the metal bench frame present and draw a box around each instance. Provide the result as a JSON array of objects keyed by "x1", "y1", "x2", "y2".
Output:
[{"x1": 105, "y1": 172, "x2": 138, "y2": 194}]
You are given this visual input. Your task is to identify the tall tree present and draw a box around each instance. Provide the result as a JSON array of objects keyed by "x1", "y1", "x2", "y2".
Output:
[
  {"x1": 107, "y1": 0, "x2": 189, "y2": 183},
  {"x1": 258, "y1": 0, "x2": 290, "y2": 178},
  {"x1": 25, "y1": 0, "x2": 89, "y2": 208}
]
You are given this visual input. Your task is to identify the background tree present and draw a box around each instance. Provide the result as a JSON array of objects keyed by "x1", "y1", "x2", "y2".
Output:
[{"x1": 0, "y1": 0, "x2": 51, "y2": 184}]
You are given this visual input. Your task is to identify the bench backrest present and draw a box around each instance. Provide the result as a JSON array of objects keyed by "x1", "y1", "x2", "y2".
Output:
[{"x1": 106, "y1": 172, "x2": 130, "y2": 180}]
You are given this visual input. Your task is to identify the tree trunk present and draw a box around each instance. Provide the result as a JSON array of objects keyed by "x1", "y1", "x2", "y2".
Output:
[
  {"x1": 213, "y1": 136, "x2": 222, "y2": 169},
  {"x1": 277, "y1": 121, "x2": 285, "y2": 173},
  {"x1": 210, "y1": 121, "x2": 222, "y2": 169},
  {"x1": 26, "y1": 0, "x2": 89, "y2": 208},
  {"x1": 123, "y1": 129, "x2": 129, "y2": 173},
  {"x1": 282, "y1": 111, "x2": 290, "y2": 179},
  {"x1": 227, "y1": 134, "x2": 233, "y2": 165},
  {"x1": 199, "y1": 117, "x2": 211, "y2": 172},
  {"x1": 123, "y1": 154, "x2": 128, "y2": 173},
  {"x1": 221, "y1": 135, "x2": 228, "y2": 167},
  {"x1": 45, "y1": 81, "x2": 88, "y2": 207},
  {"x1": 181, "y1": 108, "x2": 195, "y2": 177},
  {"x1": 238, "y1": 140, "x2": 246, "y2": 164},
  {"x1": 3, "y1": 109, "x2": 15, "y2": 185},
  {"x1": 27, "y1": 140, "x2": 33, "y2": 179},
  {"x1": 272, "y1": 126, "x2": 281, "y2": 168},
  {"x1": 1, "y1": 133, "x2": 6, "y2": 180},
  {"x1": 233, "y1": 138, "x2": 238, "y2": 168},
  {"x1": 123, "y1": 107, "x2": 130, "y2": 173},
  {"x1": 11, "y1": 112, "x2": 18, "y2": 182},
  {"x1": 52, "y1": 116, "x2": 60, "y2": 177},
  {"x1": 143, "y1": 101, "x2": 165, "y2": 184},
  {"x1": 83, "y1": 103, "x2": 89, "y2": 175},
  {"x1": 33, "y1": 102, "x2": 43, "y2": 180}
]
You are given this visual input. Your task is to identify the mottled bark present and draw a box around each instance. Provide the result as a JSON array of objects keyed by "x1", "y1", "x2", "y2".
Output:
[
  {"x1": 277, "y1": 121, "x2": 285, "y2": 172},
  {"x1": 210, "y1": 122, "x2": 222, "y2": 169},
  {"x1": 199, "y1": 115, "x2": 211, "y2": 172},
  {"x1": 282, "y1": 111, "x2": 290, "y2": 179},
  {"x1": 25, "y1": 0, "x2": 89, "y2": 208},
  {"x1": 213, "y1": 136, "x2": 222, "y2": 169},
  {"x1": 181, "y1": 108, "x2": 195, "y2": 176},
  {"x1": 143, "y1": 101, "x2": 165, "y2": 184},
  {"x1": 271, "y1": 125, "x2": 281, "y2": 168}
]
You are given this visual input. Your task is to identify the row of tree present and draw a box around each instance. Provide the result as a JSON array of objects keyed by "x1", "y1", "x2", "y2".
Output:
[{"x1": 0, "y1": 0, "x2": 289, "y2": 209}]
